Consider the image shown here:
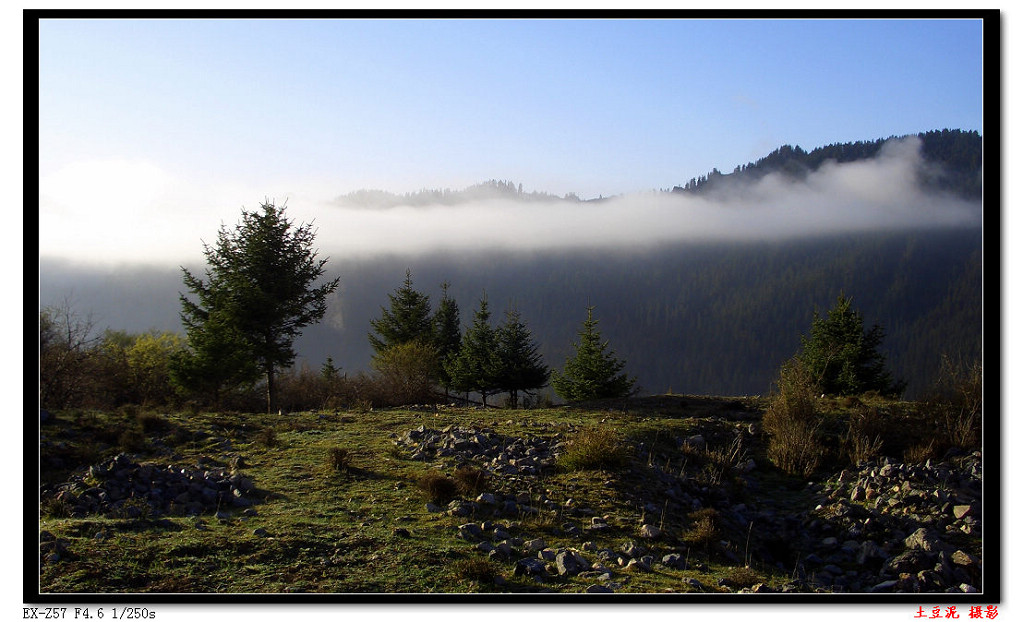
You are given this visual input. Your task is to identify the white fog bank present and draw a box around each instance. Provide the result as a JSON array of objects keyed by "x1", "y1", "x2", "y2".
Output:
[{"x1": 38, "y1": 137, "x2": 981, "y2": 266}]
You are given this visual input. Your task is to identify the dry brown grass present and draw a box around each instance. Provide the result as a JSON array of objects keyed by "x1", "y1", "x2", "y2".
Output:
[
  {"x1": 557, "y1": 426, "x2": 632, "y2": 471},
  {"x1": 417, "y1": 471, "x2": 459, "y2": 505},
  {"x1": 763, "y1": 358, "x2": 824, "y2": 477}
]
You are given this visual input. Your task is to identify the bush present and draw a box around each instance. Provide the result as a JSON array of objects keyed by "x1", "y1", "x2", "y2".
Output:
[
  {"x1": 371, "y1": 340, "x2": 440, "y2": 406},
  {"x1": 276, "y1": 363, "x2": 332, "y2": 412},
  {"x1": 924, "y1": 355, "x2": 982, "y2": 450},
  {"x1": 117, "y1": 427, "x2": 146, "y2": 453},
  {"x1": 557, "y1": 427, "x2": 631, "y2": 471},
  {"x1": 763, "y1": 357, "x2": 824, "y2": 477},
  {"x1": 723, "y1": 565, "x2": 763, "y2": 589},
  {"x1": 138, "y1": 411, "x2": 170, "y2": 434},
  {"x1": 451, "y1": 558, "x2": 500, "y2": 585},
  {"x1": 842, "y1": 406, "x2": 887, "y2": 465},
  {"x1": 683, "y1": 507, "x2": 719, "y2": 548},
  {"x1": 453, "y1": 466, "x2": 488, "y2": 496},
  {"x1": 255, "y1": 426, "x2": 279, "y2": 448},
  {"x1": 417, "y1": 471, "x2": 459, "y2": 505},
  {"x1": 328, "y1": 447, "x2": 353, "y2": 473}
]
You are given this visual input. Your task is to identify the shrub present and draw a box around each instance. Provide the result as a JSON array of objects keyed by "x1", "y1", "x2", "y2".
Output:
[
  {"x1": 723, "y1": 565, "x2": 763, "y2": 589},
  {"x1": 138, "y1": 411, "x2": 169, "y2": 434},
  {"x1": 371, "y1": 340, "x2": 440, "y2": 407},
  {"x1": 683, "y1": 508, "x2": 719, "y2": 548},
  {"x1": 276, "y1": 363, "x2": 332, "y2": 412},
  {"x1": 904, "y1": 440, "x2": 940, "y2": 464},
  {"x1": 114, "y1": 496, "x2": 152, "y2": 521},
  {"x1": 557, "y1": 426, "x2": 631, "y2": 471},
  {"x1": 117, "y1": 427, "x2": 146, "y2": 453},
  {"x1": 453, "y1": 466, "x2": 488, "y2": 496},
  {"x1": 255, "y1": 426, "x2": 279, "y2": 448},
  {"x1": 763, "y1": 358, "x2": 824, "y2": 478},
  {"x1": 843, "y1": 406, "x2": 887, "y2": 465},
  {"x1": 41, "y1": 495, "x2": 73, "y2": 518},
  {"x1": 924, "y1": 355, "x2": 982, "y2": 450},
  {"x1": 418, "y1": 471, "x2": 459, "y2": 505},
  {"x1": 328, "y1": 447, "x2": 353, "y2": 473},
  {"x1": 452, "y1": 558, "x2": 500, "y2": 585}
]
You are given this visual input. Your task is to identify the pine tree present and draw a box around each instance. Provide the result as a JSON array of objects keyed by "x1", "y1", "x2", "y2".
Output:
[
  {"x1": 177, "y1": 200, "x2": 339, "y2": 412},
  {"x1": 445, "y1": 294, "x2": 502, "y2": 407},
  {"x1": 552, "y1": 306, "x2": 636, "y2": 402},
  {"x1": 496, "y1": 308, "x2": 549, "y2": 408},
  {"x1": 170, "y1": 315, "x2": 260, "y2": 407},
  {"x1": 798, "y1": 294, "x2": 903, "y2": 396},
  {"x1": 368, "y1": 269, "x2": 434, "y2": 355},
  {"x1": 432, "y1": 282, "x2": 462, "y2": 395}
]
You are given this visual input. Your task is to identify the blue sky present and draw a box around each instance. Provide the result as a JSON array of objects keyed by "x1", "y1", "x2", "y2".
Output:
[{"x1": 37, "y1": 16, "x2": 986, "y2": 263}]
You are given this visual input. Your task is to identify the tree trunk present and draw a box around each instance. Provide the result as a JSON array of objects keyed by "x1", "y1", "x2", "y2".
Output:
[{"x1": 266, "y1": 366, "x2": 277, "y2": 414}]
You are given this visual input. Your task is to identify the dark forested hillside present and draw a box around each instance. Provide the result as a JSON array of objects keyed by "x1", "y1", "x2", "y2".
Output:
[
  {"x1": 40, "y1": 228, "x2": 982, "y2": 402},
  {"x1": 672, "y1": 129, "x2": 982, "y2": 200},
  {"x1": 284, "y1": 227, "x2": 982, "y2": 400}
]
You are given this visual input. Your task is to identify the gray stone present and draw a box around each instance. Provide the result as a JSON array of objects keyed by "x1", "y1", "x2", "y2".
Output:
[
  {"x1": 951, "y1": 549, "x2": 979, "y2": 568},
  {"x1": 514, "y1": 557, "x2": 548, "y2": 577},
  {"x1": 661, "y1": 553, "x2": 685, "y2": 569},
  {"x1": 884, "y1": 549, "x2": 934, "y2": 574},
  {"x1": 524, "y1": 538, "x2": 546, "y2": 554},
  {"x1": 457, "y1": 523, "x2": 485, "y2": 541},
  {"x1": 638, "y1": 524, "x2": 662, "y2": 539},
  {"x1": 625, "y1": 558, "x2": 651, "y2": 572},
  {"x1": 555, "y1": 551, "x2": 582, "y2": 576},
  {"x1": 904, "y1": 528, "x2": 953, "y2": 553},
  {"x1": 870, "y1": 579, "x2": 898, "y2": 592},
  {"x1": 585, "y1": 584, "x2": 614, "y2": 593},
  {"x1": 620, "y1": 541, "x2": 645, "y2": 558}
]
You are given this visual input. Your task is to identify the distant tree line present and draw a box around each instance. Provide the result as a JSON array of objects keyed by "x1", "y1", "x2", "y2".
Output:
[
  {"x1": 672, "y1": 129, "x2": 982, "y2": 200},
  {"x1": 334, "y1": 179, "x2": 590, "y2": 209}
]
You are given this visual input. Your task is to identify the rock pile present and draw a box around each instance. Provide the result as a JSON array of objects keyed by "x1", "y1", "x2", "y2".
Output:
[
  {"x1": 394, "y1": 424, "x2": 568, "y2": 475},
  {"x1": 44, "y1": 453, "x2": 258, "y2": 518},
  {"x1": 401, "y1": 421, "x2": 984, "y2": 594},
  {"x1": 786, "y1": 451, "x2": 984, "y2": 593}
]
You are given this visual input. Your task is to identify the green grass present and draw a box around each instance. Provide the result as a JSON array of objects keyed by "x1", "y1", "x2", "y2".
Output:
[{"x1": 36, "y1": 394, "x2": 980, "y2": 594}]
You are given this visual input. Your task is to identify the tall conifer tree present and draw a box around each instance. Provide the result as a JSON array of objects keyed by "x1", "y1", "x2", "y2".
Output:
[{"x1": 177, "y1": 200, "x2": 339, "y2": 412}]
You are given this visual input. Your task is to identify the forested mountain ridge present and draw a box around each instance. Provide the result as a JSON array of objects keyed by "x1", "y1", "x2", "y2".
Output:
[
  {"x1": 671, "y1": 129, "x2": 982, "y2": 200},
  {"x1": 332, "y1": 129, "x2": 982, "y2": 208}
]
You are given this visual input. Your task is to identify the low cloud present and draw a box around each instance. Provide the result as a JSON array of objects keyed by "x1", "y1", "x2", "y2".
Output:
[
  {"x1": 38, "y1": 137, "x2": 981, "y2": 266},
  {"x1": 303, "y1": 136, "x2": 980, "y2": 258}
]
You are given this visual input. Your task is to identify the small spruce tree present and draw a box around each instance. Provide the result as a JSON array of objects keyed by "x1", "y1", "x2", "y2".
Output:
[
  {"x1": 552, "y1": 306, "x2": 636, "y2": 402},
  {"x1": 445, "y1": 294, "x2": 502, "y2": 407},
  {"x1": 798, "y1": 294, "x2": 903, "y2": 397},
  {"x1": 496, "y1": 308, "x2": 549, "y2": 408},
  {"x1": 432, "y1": 282, "x2": 462, "y2": 396},
  {"x1": 368, "y1": 269, "x2": 434, "y2": 356}
]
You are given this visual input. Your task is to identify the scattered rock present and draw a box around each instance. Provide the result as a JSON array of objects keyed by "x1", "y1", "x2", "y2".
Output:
[{"x1": 638, "y1": 524, "x2": 662, "y2": 539}]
